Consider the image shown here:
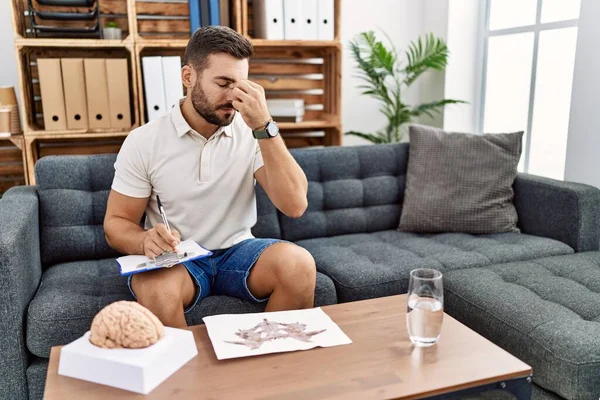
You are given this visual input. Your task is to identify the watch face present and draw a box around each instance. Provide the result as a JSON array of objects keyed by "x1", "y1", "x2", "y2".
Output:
[{"x1": 266, "y1": 121, "x2": 279, "y2": 137}]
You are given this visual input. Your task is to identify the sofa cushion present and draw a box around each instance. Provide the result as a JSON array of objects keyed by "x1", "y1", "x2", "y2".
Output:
[
  {"x1": 35, "y1": 155, "x2": 121, "y2": 266},
  {"x1": 399, "y1": 125, "x2": 523, "y2": 234},
  {"x1": 296, "y1": 230, "x2": 573, "y2": 302},
  {"x1": 276, "y1": 144, "x2": 408, "y2": 242},
  {"x1": 444, "y1": 252, "x2": 600, "y2": 400},
  {"x1": 26, "y1": 259, "x2": 337, "y2": 358},
  {"x1": 252, "y1": 183, "x2": 282, "y2": 239},
  {"x1": 26, "y1": 357, "x2": 46, "y2": 400}
]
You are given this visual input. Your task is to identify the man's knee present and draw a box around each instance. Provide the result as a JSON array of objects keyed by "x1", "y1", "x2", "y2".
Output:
[
  {"x1": 131, "y1": 265, "x2": 189, "y2": 305},
  {"x1": 273, "y1": 245, "x2": 316, "y2": 290}
]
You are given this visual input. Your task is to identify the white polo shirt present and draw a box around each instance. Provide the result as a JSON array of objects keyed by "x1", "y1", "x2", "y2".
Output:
[{"x1": 111, "y1": 101, "x2": 264, "y2": 250}]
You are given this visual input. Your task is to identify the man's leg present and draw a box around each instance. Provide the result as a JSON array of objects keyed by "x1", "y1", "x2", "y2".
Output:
[
  {"x1": 246, "y1": 242, "x2": 317, "y2": 311},
  {"x1": 130, "y1": 264, "x2": 197, "y2": 328}
]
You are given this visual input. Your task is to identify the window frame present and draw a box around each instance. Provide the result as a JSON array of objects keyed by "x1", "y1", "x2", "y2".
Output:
[{"x1": 477, "y1": 0, "x2": 579, "y2": 172}]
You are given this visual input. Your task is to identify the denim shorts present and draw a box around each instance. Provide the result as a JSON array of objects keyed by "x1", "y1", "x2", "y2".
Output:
[{"x1": 128, "y1": 238, "x2": 286, "y2": 313}]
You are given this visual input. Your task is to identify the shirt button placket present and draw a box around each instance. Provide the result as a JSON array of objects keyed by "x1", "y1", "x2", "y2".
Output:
[{"x1": 199, "y1": 139, "x2": 211, "y2": 182}]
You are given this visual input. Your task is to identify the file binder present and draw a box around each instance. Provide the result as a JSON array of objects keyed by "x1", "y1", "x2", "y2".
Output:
[
  {"x1": 60, "y1": 58, "x2": 89, "y2": 130},
  {"x1": 200, "y1": 0, "x2": 210, "y2": 27},
  {"x1": 142, "y1": 56, "x2": 167, "y2": 122},
  {"x1": 161, "y1": 56, "x2": 184, "y2": 112},
  {"x1": 105, "y1": 58, "x2": 132, "y2": 129},
  {"x1": 253, "y1": 0, "x2": 284, "y2": 40},
  {"x1": 317, "y1": 0, "x2": 334, "y2": 40},
  {"x1": 208, "y1": 0, "x2": 220, "y2": 25},
  {"x1": 301, "y1": 0, "x2": 318, "y2": 40},
  {"x1": 283, "y1": 0, "x2": 303, "y2": 40},
  {"x1": 220, "y1": 0, "x2": 230, "y2": 26},
  {"x1": 83, "y1": 58, "x2": 111, "y2": 129},
  {"x1": 189, "y1": 0, "x2": 201, "y2": 34},
  {"x1": 37, "y1": 58, "x2": 67, "y2": 130}
]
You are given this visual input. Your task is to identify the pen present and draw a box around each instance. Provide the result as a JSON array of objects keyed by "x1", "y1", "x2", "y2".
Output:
[{"x1": 156, "y1": 195, "x2": 171, "y2": 233}]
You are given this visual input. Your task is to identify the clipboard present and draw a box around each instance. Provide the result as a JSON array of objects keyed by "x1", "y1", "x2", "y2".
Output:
[{"x1": 117, "y1": 240, "x2": 213, "y2": 276}]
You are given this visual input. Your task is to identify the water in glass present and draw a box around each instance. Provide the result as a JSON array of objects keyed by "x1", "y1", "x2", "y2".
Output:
[{"x1": 406, "y1": 268, "x2": 443, "y2": 346}]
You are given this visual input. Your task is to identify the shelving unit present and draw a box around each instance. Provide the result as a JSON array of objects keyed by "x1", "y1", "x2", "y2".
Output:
[
  {"x1": 8, "y1": 0, "x2": 342, "y2": 186},
  {"x1": 0, "y1": 135, "x2": 27, "y2": 195}
]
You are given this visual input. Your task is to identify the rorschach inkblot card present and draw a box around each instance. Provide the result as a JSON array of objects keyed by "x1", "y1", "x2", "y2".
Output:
[{"x1": 202, "y1": 307, "x2": 352, "y2": 360}]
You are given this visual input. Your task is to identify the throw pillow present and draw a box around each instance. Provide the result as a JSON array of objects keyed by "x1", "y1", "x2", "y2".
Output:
[{"x1": 398, "y1": 124, "x2": 523, "y2": 234}]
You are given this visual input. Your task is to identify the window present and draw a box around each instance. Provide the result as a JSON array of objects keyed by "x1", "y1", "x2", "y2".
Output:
[{"x1": 479, "y1": 0, "x2": 581, "y2": 179}]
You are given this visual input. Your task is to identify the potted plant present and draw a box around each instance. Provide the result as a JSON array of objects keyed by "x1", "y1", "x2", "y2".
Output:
[
  {"x1": 346, "y1": 31, "x2": 465, "y2": 143},
  {"x1": 103, "y1": 21, "x2": 122, "y2": 40}
]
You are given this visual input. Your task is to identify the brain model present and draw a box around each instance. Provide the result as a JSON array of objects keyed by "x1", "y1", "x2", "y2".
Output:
[{"x1": 89, "y1": 301, "x2": 165, "y2": 349}]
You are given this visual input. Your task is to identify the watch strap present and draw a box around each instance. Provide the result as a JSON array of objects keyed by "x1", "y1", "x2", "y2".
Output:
[
  {"x1": 252, "y1": 121, "x2": 271, "y2": 139},
  {"x1": 252, "y1": 128, "x2": 270, "y2": 139}
]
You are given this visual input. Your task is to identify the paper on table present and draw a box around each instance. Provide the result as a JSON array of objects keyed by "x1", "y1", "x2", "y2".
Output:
[
  {"x1": 117, "y1": 240, "x2": 212, "y2": 276},
  {"x1": 203, "y1": 307, "x2": 352, "y2": 360}
]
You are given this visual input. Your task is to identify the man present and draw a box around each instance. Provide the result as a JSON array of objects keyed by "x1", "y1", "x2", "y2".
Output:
[{"x1": 104, "y1": 26, "x2": 316, "y2": 328}]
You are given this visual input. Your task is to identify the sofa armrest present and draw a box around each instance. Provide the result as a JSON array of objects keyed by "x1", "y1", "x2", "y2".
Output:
[
  {"x1": 513, "y1": 173, "x2": 600, "y2": 252},
  {"x1": 0, "y1": 186, "x2": 42, "y2": 400}
]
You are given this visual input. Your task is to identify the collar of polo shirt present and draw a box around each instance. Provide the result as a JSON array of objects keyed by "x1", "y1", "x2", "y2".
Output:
[{"x1": 171, "y1": 99, "x2": 233, "y2": 139}]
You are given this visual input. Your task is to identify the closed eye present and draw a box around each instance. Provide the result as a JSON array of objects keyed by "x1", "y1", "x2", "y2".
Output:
[{"x1": 214, "y1": 76, "x2": 235, "y2": 88}]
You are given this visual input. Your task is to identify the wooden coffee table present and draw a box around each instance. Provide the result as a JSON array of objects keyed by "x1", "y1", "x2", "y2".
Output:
[{"x1": 44, "y1": 295, "x2": 532, "y2": 399}]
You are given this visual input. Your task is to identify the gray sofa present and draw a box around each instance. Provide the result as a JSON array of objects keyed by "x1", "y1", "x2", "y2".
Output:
[{"x1": 1, "y1": 143, "x2": 599, "y2": 400}]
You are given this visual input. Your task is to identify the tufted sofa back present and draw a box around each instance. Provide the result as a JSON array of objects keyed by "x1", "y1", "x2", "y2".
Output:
[
  {"x1": 253, "y1": 144, "x2": 409, "y2": 241},
  {"x1": 36, "y1": 154, "x2": 121, "y2": 266},
  {"x1": 35, "y1": 144, "x2": 409, "y2": 266}
]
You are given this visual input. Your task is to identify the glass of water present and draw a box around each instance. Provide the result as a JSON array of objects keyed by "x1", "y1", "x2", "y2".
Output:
[{"x1": 406, "y1": 268, "x2": 444, "y2": 346}]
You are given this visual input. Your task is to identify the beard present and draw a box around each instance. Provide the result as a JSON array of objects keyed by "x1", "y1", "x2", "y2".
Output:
[{"x1": 190, "y1": 84, "x2": 235, "y2": 127}]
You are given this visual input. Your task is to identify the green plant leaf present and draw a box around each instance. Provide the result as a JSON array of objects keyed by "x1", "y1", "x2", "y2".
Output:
[
  {"x1": 403, "y1": 33, "x2": 449, "y2": 86},
  {"x1": 349, "y1": 31, "x2": 393, "y2": 105},
  {"x1": 371, "y1": 41, "x2": 395, "y2": 74},
  {"x1": 344, "y1": 130, "x2": 389, "y2": 144},
  {"x1": 348, "y1": 30, "x2": 466, "y2": 144},
  {"x1": 381, "y1": 29, "x2": 399, "y2": 66},
  {"x1": 410, "y1": 99, "x2": 468, "y2": 117}
]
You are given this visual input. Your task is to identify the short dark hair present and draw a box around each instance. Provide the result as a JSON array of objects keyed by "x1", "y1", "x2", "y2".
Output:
[{"x1": 183, "y1": 26, "x2": 253, "y2": 72}]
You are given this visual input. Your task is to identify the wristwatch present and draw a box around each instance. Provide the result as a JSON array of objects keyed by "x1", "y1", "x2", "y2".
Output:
[{"x1": 252, "y1": 120, "x2": 279, "y2": 139}]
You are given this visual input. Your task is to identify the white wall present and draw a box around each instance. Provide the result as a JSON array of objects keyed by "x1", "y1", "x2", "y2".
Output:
[
  {"x1": 443, "y1": 0, "x2": 482, "y2": 133},
  {"x1": 340, "y1": 0, "x2": 425, "y2": 145},
  {"x1": 418, "y1": 0, "x2": 449, "y2": 129},
  {"x1": 0, "y1": 1, "x2": 19, "y2": 93},
  {"x1": 564, "y1": 0, "x2": 600, "y2": 188}
]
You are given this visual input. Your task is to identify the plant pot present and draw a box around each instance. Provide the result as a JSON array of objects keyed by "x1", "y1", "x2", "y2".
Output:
[{"x1": 103, "y1": 27, "x2": 122, "y2": 40}]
